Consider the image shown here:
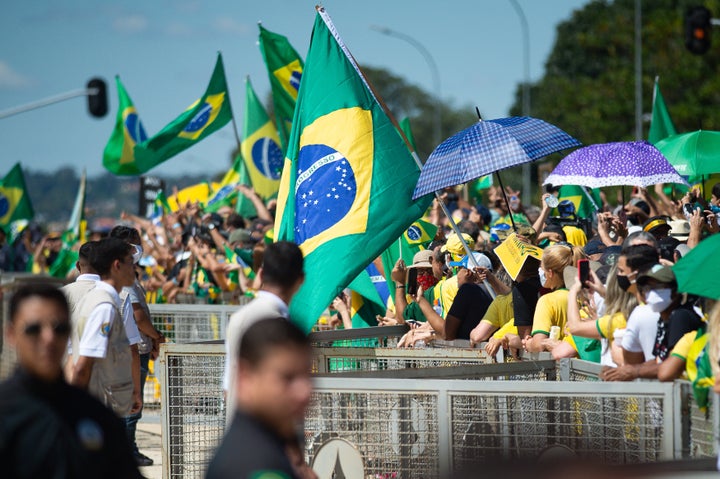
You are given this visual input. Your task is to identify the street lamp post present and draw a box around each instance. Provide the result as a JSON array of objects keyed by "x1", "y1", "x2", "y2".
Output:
[
  {"x1": 509, "y1": 0, "x2": 533, "y2": 206},
  {"x1": 371, "y1": 25, "x2": 442, "y2": 149}
]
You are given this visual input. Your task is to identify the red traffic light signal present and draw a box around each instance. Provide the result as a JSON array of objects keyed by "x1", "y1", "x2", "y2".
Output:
[
  {"x1": 685, "y1": 6, "x2": 712, "y2": 55},
  {"x1": 86, "y1": 77, "x2": 108, "y2": 118}
]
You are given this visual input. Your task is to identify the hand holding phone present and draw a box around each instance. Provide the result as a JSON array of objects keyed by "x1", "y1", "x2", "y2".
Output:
[{"x1": 577, "y1": 259, "x2": 590, "y2": 288}]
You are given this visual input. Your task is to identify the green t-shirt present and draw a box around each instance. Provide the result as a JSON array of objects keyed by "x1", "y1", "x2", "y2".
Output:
[{"x1": 403, "y1": 287, "x2": 437, "y2": 323}]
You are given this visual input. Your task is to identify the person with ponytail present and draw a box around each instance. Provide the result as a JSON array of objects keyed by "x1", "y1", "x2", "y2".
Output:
[{"x1": 523, "y1": 243, "x2": 585, "y2": 353}]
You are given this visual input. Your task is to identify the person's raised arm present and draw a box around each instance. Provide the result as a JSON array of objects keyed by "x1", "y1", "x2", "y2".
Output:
[{"x1": 237, "y1": 185, "x2": 273, "y2": 222}]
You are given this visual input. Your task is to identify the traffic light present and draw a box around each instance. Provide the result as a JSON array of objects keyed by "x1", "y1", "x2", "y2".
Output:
[
  {"x1": 685, "y1": 6, "x2": 712, "y2": 55},
  {"x1": 86, "y1": 77, "x2": 108, "y2": 118}
]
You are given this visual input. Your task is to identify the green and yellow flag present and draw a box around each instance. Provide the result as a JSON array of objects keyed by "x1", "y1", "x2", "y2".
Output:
[
  {"x1": 0, "y1": 163, "x2": 34, "y2": 227},
  {"x1": 241, "y1": 77, "x2": 283, "y2": 200},
  {"x1": 131, "y1": 53, "x2": 233, "y2": 174},
  {"x1": 556, "y1": 185, "x2": 601, "y2": 219},
  {"x1": 258, "y1": 24, "x2": 304, "y2": 151},
  {"x1": 61, "y1": 169, "x2": 87, "y2": 246},
  {"x1": 648, "y1": 77, "x2": 677, "y2": 145},
  {"x1": 103, "y1": 77, "x2": 149, "y2": 175},
  {"x1": 274, "y1": 8, "x2": 432, "y2": 332}
]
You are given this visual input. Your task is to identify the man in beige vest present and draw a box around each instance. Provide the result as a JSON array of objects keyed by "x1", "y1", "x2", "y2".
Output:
[{"x1": 70, "y1": 237, "x2": 141, "y2": 417}]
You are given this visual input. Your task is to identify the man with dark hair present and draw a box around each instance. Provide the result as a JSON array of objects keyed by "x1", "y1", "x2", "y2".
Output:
[
  {"x1": 69, "y1": 237, "x2": 141, "y2": 418},
  {"x1": 223, "y1": 241, "x2": 305, "y2": 423},
  {"x1": 207, "y1": 318, "x2": 312, "y2": 479},
  {"x1": 110, "y1": 225, "x2": 165, "y2": 466},
  {"x1": 0, "y1": 283, "x2": 141, "y2": 478}
]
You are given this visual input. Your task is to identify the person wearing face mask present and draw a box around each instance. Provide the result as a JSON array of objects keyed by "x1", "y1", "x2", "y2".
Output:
[
  {"x1": 110, "y1": 225, "x2": 166, "y2": 467},
  {"x1": 390, "y1": 250, "x2": 441, "y2": 325},
  {"x1": 523, "y1": 243, "x2": 585, "y2": 353},
  {"x1": 636, "y1": 264, "x2": 703, "y2": 362}
]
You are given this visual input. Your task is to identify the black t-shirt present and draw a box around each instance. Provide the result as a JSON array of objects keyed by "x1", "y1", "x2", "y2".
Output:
[
  {"x1": 446, "y1": 283, "x2": 493, "y2": 340},
  {"x1": 0, "y1": 369, "x2": 141, "y2": 479},
  {"x1": 512, "y1": 277, "x2": 541, "y2": 327},
  {"x1": 206, "y1": 411, "x2": 299, "y2": 479},
  {"x1": 653, "y1": 303, "x2": 703, "y2": 361}
]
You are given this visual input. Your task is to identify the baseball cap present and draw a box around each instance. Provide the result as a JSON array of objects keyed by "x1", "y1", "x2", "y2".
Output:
[
  {"x1": 448, "y1": 252, "x2": 492, "y2": 271},
  {"x1": 407, "y1": 250, "x2": 433, "y2": 269},
  {"x1": 441, "y1": 233, "x2": 475, "y2": 257},
  {"x1": 584, "y1": 238, "x2": 607, "y2": 256},
  {"x1": 228, "y1": 228, "x2": 252, "y2": 245},
  {"x1": 636, "y1": 264, "x2": 676, "y2": 286}
]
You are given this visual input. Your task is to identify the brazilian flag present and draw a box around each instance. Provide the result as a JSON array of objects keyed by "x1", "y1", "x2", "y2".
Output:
[
  {"x1": 103, "y1": 76, "x2": 149, "y2": 175},
  {"x1": 274, "y1": 7, "x2": 432, "y2": 333},
  {"x1": 240, "y1": 77, "x2": 283, "y2": 200},
  {"x1": 556, "y1": 185, "x2": 601, "y2": 219},
  {"x1": 686, "y1": 326, "x2": 714, "y2": 411},
  {"x1": 399, "y1": 117, "x2": 417, "y2": 151},
  {"x1": 258, "y1": 24, "x2": 304, "y2": 152},
  {"x1": 0, "y1": 163, "x2": 34, "y2": 228},
  {"x1": 132, "y1": 53, "x2": 233, "y2": 174}
]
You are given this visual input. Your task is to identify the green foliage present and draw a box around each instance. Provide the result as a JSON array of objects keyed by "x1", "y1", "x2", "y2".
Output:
[{"x1": 510, "y1": 0, "x2": 720, "y2": 143}]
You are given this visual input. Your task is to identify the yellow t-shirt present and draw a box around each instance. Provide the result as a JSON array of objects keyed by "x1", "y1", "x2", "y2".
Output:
[
  {"x1": 596, "y1": 312, "x2": 627, "y2": 340},
  {"x1": 438, "y1": 276, "x2": 459, "y2": 318},
  {"x1": 531, "y1": 289, "x2": 569, "y2": 338},
  {"x1": 669, "y1": 331, "x2": 697, "y2": 361},
  {"x1": 480, "y1": 293, "x2": 514, "y2": 328},
  {"x1": 492, "y1": 318, "x2": 518, "y2": 339}
]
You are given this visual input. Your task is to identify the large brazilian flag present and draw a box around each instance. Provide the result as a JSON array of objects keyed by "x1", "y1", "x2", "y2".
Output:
[
  {"x1": 0, "y1": 163, "x2": 34, "y2": 228},
  {"x1": 274, "y1": 7, "x2": 432, "y2": 333}
]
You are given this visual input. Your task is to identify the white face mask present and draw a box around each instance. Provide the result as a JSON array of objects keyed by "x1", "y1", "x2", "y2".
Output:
[
  {"x1": 538, "y1": 267, "x2": 547, "y2": 288},
  {"x1": 645, "y1": 288, "x2": 673, "y2": 313},
  {"x1": 130, "y1": 243, "x2": 143, "y2": 264}
]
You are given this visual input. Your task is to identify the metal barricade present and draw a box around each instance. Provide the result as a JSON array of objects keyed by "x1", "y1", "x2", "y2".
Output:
[
  {"x1": 148, "y1": 303, "x2": 247, "y2": 344},
  {"x1": 159, "y1": 341, "x2": 716, "y2": 479}
]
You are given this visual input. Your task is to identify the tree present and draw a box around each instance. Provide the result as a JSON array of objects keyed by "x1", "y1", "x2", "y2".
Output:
[{"x1": 510, "y1": 0, "x2": 720, "y2": 145}]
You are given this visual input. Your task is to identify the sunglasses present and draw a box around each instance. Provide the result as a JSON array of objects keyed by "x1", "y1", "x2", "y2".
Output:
[{"x1": 23, "y1": 322, "x2": 71, "y2": 337}]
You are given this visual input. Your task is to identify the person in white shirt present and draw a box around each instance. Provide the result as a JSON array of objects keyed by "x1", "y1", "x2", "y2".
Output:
[
  {"x1": 69, "y1": 238, "x2": 141, "y2": 417},
  {"x1": 223, "y1": 241, "x2": 305, "y2": 425}
]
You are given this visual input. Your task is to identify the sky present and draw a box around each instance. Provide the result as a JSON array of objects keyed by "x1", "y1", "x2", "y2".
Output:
[{"x1": 0, "y1": 0, "x2": 590, "y2": 180}]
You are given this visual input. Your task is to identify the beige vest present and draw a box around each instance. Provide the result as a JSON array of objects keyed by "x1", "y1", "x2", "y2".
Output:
[
  {"x1": 62, "y1": 278, "x2": 97, "y2": 315},
  {"x1": 72, "y1": 288, "x2": 133, "y2": 416}
]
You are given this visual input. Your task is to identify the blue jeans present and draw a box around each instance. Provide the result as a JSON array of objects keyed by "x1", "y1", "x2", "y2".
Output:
[{"x1": 125, "y1": 353, "x2": 150, "y2": 453}]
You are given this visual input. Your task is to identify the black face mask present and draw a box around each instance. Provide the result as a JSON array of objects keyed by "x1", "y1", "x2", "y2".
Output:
[{"x1": 617, "y1": 274, "x2": 632, "y2": 291}]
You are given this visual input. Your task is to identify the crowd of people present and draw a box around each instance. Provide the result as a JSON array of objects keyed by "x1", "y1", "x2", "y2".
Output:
[{"x1": 3, "y1": 177, "x2": 720, "y2": 476}]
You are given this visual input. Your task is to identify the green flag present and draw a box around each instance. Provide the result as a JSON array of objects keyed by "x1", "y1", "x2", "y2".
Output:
[
  {"x1": 399, "y1": 117, "x2": 417, "y2": 151},
  {"x1": 274, "y1": 7, "x2": 432, "y2": 333},
  {"x1": 648, "y1": 77, "x2": 677, "y2": 145},
  {"x1": 132, "y1": 53, "x2": 233, "y2": 174},
  {"x1": 0, "y1": 163, "x2": 34, "y2": 227},
  {"x1": 234, "y1": 157, "x2": 258, "y2": 218},
  {"x1": 103, "y1": 77, "x2": 149, "y2": 175},
  {"x1": 685, "y1": 326, "x2": 714, "y2": 411},
  {"x1": 154, "y1": 190, "x2": 171, "y2": 216},
  {"x1": 258, "y1": 24, "x2": 304, "y2": 152},
  {"x1": 61, "y1": 169, "x2": 86, "y2": 246},
  {"x1": 556, "y1": 185, "x2": 601, "y2": 219},
  {"x1": 241, "y1": 77, "x2": 283, "y2": 200}
]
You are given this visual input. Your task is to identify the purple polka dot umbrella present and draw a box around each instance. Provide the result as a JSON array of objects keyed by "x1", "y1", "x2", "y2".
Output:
[{"x1": 543, "y1": 140, "x2": 689, "y2": 189}]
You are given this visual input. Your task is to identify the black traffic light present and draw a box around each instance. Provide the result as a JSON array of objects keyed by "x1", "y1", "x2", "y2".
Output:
[
  {"x1": 86, "y1": 77, "x2": 108, "y2": 118},
  {"x1": 685, "y1": 6, "x2": 712, "y2": 55}
]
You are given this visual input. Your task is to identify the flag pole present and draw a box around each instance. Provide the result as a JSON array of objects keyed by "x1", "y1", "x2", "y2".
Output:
[
  {"x1": 398, "y1": 237, "x2": 402, "y2": 262},
  {"x1": 216, "y1": 52, "x2": 243, "y2": 152}
]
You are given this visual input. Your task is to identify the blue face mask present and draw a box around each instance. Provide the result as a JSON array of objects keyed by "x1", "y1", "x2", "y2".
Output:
[{"x1": 538, "y1": 267, "x2": 547, "y2": 288}]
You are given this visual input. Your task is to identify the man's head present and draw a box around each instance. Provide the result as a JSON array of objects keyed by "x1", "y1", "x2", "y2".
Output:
[
  {"x1": 642, "y1": 216, "x2": 671, "y2": 240},
  {"x1": 76, "y1": 241, "x2": 99, "y2": 275},
  {"x1": 260, "y1": 241, "x2": 305, "y2": 294},
  {"x1": 236, "y1": 318, "x2": 312, "y2": 440},
  {"x1": 90, "y1": 237, "x2": 135, "y2": 287},
  {"x1": 636, "y1": 264, "x2": 679, "y2": 313},
  {"x1": 109, "y1": 225, "x2": 141, "y2": 246},
  {"x1": 617, "y1": 244, "x2": 659, "y2": 295},
  {"x1": 7, "y1": 283, "x2": 71, "y2": 382}
]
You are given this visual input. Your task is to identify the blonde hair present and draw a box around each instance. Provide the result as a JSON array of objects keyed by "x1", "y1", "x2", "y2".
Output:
[{"x1": 541, "y1": 244, "x2": 585, "y2": 287}]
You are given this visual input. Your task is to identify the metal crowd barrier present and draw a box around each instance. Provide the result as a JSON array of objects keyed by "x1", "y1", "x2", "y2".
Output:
[{"x1": 158, "y1": 342, "x2": 719, "y2": 479}]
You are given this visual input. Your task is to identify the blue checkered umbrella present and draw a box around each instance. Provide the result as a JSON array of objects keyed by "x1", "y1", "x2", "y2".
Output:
[{"x1": 412, "y1": 116, "x2": 581, "y2": 200}]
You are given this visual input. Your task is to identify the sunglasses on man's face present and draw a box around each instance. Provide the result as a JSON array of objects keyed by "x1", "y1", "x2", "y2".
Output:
[{"x1": 22, "y1": 322, "x2": 71, "y2": 338}]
